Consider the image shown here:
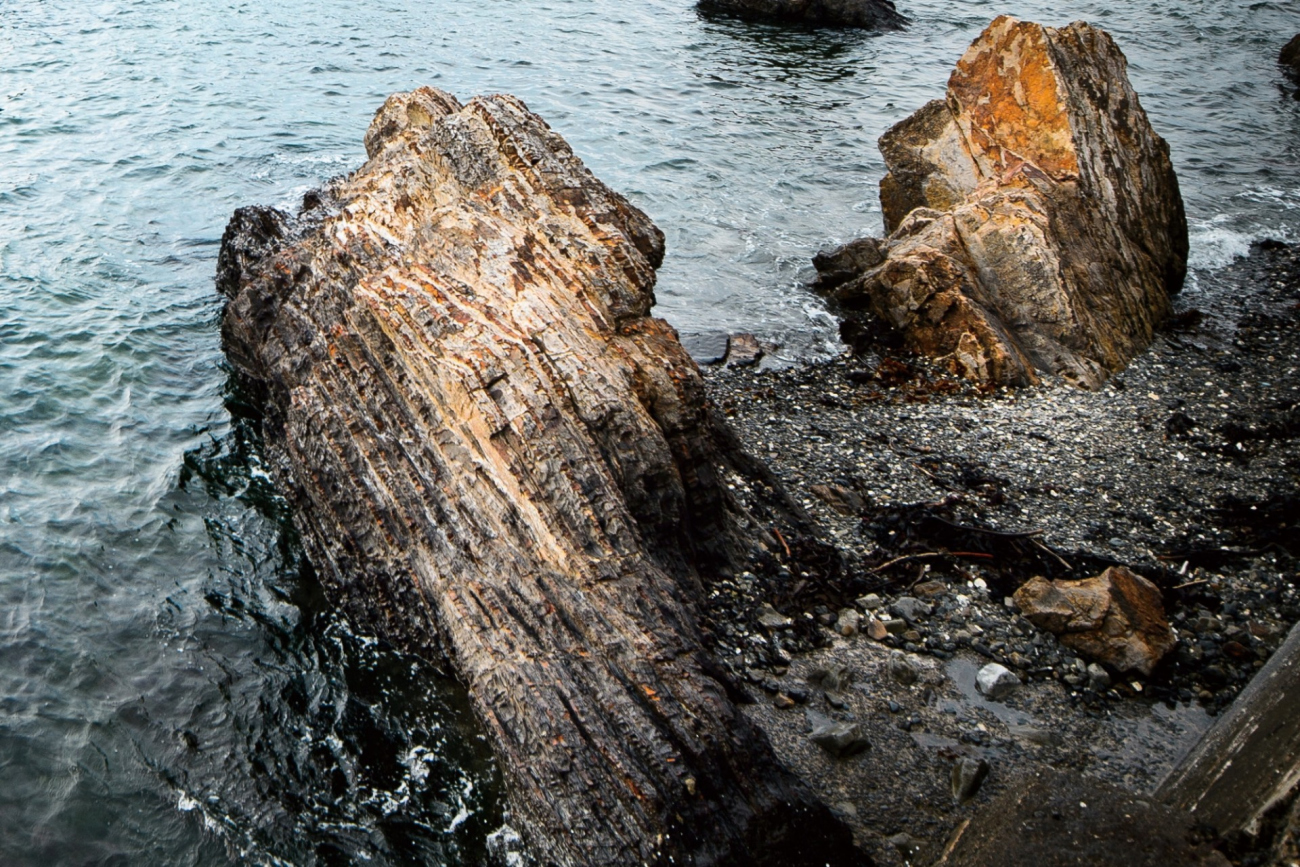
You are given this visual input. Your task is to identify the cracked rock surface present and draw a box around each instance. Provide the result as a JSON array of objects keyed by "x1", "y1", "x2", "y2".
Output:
[{"x1": 815, "y1": 16, "x2": 1187, "y2": 388}]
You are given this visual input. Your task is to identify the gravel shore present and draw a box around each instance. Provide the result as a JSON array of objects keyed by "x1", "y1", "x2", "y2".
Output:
[{"x1": 699, "y1": 241, "x2": 1300, "y2": 862}]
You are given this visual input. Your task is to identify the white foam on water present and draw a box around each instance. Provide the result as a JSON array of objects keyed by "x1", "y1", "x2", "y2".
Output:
[
  {"x1": 447, "y1": 775, "x2": 477, "y2": 832},
  {"x1": 1188, "y1": 217, "x2": 1260, "y2": 271},
  {"x1": 174, "y1": 789, "x2": 225, "y2": 837},
  {"x1": 403, "y1": 745, "x2": 433, "y2": 787},
  {"x1": 1187, "y1": 215, "x2": 1291, "y2": 273}
]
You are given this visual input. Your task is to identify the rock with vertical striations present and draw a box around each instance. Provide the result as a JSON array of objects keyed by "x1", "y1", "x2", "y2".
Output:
[
  {"x1": 814, "y1": 16, "x2": 1188, "y2": 388},
  {"x1": 697, "y1": 0, "x2": 906, "y2": 30},
  {"x1": 217, "y1": 87, "x2": 866, "y2": 867}
]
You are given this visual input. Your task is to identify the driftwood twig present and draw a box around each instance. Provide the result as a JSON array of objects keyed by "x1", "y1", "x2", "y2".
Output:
[
  {"x1": 1031, "y1": 538, "x2": 1074, "y2": 571},
  {"x1": 772, "y1": 527, "x2": 791, "y2": 558},
  {"x1": 869, "y1": 550, "x2": 994, "y2": 574}
]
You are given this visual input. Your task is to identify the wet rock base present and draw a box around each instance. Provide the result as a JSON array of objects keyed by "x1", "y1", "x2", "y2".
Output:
[{"x1": 941, "y1": 768, "x2": 1229, "y2": 866}]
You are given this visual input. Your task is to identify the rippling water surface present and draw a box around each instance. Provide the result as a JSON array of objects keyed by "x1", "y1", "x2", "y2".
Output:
[{"x1": 2, "y1": 1, "x2": 1298, "y2": 863}]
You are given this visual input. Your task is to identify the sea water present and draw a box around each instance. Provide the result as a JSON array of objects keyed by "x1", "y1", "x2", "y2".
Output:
[{"x1": 1, "y1": 1, "x2": 1297, "y2": 863}]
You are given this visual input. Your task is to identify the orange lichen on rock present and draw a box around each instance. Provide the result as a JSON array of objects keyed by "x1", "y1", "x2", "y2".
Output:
[{"x1": 951, "y1": 16, "x2": 1079, "y2": 181}]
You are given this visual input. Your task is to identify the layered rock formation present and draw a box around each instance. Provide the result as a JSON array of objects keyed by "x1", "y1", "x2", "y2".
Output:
[
  {"x1": 815, "y1": 16, "x2": 1188, "y2": 388},
  {"x1": 218, "y1": 88, "x2": 863, "y2": 866},
  {"x1": 697, "y1": 0, "x2": 905, "y2": 31}
]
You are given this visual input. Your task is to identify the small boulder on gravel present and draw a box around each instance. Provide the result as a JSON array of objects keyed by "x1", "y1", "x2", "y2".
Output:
[
  {"x1": 757, "y1": 603, "x2": 794, "y2": 630},
  {"x1": 976, "y1": 663, "x2": 1021, "y2": 700},
  {"x1": 856, "y1": 593, "x2": 883, "y2": 611},
  {"x1": 811, "y1": 663, "x2": 853, "y2": 693},
  {"x1": 1013, "y1": 566, "x2": 1176, "y2": 675},
  {"x1": 836, "y1": 608, "x2": 862, "y2": 636},
  {"x1": 891, "y1": 596, "x2": 932, "y2": 623},
  {"x1": 913, "y1": 579, "x2": 948, "y2": 598},
  {"x1": 1087, "y1": 662, "x2": 1113, "y2": 692},
  {"x1": 888, "y1": 651, "x2": 921, "y2": 685},
  {"x1": 952, "y1": 756, "x2": 991, "y2": 802},
  {"x1": 806, "y1": 709, "x2": 871, "y2": 758}
]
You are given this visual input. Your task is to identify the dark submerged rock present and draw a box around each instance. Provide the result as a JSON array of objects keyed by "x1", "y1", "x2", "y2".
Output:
[
  {"x1": 1281, "y1": 34, "x2": 1300, "y2": 81},
  {"x1": 811, "y1": 237, "x2": 885, "y2": 294},
  {"x1": 698, "y1": 0, "x2": 906, "y2": 31}
]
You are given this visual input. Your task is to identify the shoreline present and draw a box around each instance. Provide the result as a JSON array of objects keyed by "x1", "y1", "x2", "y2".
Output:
[{"x1": 698, "y1": 239, "x2": 1299, "y2": 862}]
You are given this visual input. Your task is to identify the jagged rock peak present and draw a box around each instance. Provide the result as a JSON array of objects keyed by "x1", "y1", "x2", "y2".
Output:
[{"x1": 815, "y1": 16, "x2": 1188, "y2": 389}]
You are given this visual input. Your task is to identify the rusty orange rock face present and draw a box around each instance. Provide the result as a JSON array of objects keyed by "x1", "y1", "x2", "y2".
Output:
[
  {"x1": 818, "y1": 16, "x2": 1189, "y2": 388},
  {"x1": 951, "y1": 16, "x2": 1079, "y2": 182}
]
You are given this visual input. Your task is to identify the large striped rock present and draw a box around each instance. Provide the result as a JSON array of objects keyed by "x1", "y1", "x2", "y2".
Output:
[{"x1": 217, "y1": 87, "x2": 864, "y2": 867}]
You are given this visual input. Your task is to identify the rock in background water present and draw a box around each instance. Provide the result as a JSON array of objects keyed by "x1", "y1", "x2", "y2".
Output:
[{"x1": 697, "y1": 0, "x2": 907, "y2": 30}]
